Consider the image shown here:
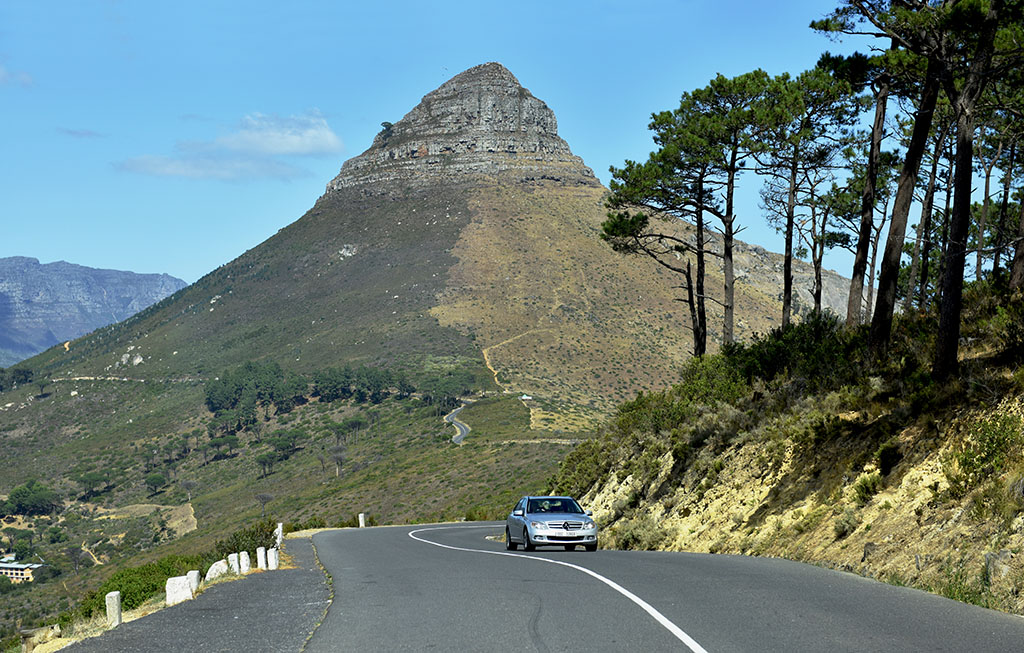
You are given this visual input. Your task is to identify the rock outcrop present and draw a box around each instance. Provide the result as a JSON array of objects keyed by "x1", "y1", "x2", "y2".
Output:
[
  {"x1": 0, "y1": 257, "x2": 186, "y2": 365},
  {"x1": 326, "y1": 62, "x2": 599, "y2": 191}
]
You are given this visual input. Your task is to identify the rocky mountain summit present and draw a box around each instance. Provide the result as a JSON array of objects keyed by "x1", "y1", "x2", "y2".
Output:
[
  {"x1": 326, "y1": 62, "x2": 600, "y2": 191},
  {"x1": 0, "y1": 257, "x2": 186, "y2": 366}
]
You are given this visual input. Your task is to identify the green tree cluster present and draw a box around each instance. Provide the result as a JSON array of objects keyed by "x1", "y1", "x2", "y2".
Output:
[
  {"x1": 608, "y1": 1, "x2": 1024, "y2": 381},
  {"x1": 313, "y1": 365, "x2": 412, "y2": 404},
  {"x1": 2, "y1": 480, "x2": 59, "y2": 516},
  {"x1": 0, "y1": 366, "x2": 33, "y2": 393}
]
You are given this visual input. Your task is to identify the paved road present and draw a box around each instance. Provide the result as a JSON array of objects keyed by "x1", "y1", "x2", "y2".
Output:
[
  {"x1": 310, "y1": 523, "x2": 1024, "y2": 652},
  {"x1": 65, "y1": 538, "x2": 329, "y2": 653},
  {"x1": 443, "y1": 404, "x2": 470, "y2": 444}
]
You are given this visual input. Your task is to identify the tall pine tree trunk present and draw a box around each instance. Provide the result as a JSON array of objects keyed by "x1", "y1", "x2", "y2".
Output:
[
  {"x1": 812, "y1": 206, "x2": 826, "y2": 313},
  {"x1": 867, "y1": 201, "x2": 887, "y2": 319},
  {"x1": 993, "y1": 142, "x2": 1015, "y2": 276},
  {"x1": 933, "y1": 0, "x2": 1001, "y2": 381},
  {"x1": 870, "y1": 60, "x2": 940, "y2": 356},
  {"x1": 783, "y1": 155, "x2": 799, "y2": 327},
  {"x1": 935, "y1": 111, "x2": 979, "y2": 379},
  {"x1": 1010, "y1": 200, "x2": 1024, "y2": 292},
  {"x1": 847, "y1": 71, "x2": 890, "y2": 326},
  {"x1": 906, "y1": 221, "x2": 925, "y2": 313},
  {"x1": 936, "y1": 140, "x2": 955, "y2": 306},
  {"x1": 722, "y1": 153, "x2": 739, "y2": 345},
  {"x1": 977, "y1": 147, "x2": 1001, "y2": 282},
  {"x1": 682, "y1": 260, "x2": 702, "y2": 356},
  {"x1": 914, "y1": 130, "x2": 946, "y2": 311},
  {"x1": 695, "y1": 176, "x2": 708, "y2": 356}
]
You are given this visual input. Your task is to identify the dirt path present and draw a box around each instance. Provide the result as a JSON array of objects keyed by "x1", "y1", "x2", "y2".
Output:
[{"x1": 480, "y1": 329, "x2": 553, "y2": 429}]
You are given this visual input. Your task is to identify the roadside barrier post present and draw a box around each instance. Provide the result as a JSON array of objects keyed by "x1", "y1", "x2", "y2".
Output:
[
  {"x1": 240, "y1": 551, "x2": 251, "y2": 574},
  {"x1": 186, "y1": 570, "x2": 200, "y2": 594},
  {"x1": 257, "y1": 546, "x2": 267, "y2": 570},
  {"x1": 358, "y1": 513, "x2": 366, "y2": 528},
  {"x1": 105, "y1": 591, "x2": 122, "y2": 628}
]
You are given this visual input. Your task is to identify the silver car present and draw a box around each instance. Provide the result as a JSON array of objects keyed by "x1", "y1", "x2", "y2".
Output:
[{"x1": 506, "y1": 496, "x2": 598, "y2": 552}]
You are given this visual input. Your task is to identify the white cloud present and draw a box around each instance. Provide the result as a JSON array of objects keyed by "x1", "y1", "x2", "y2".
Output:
[
  {"x1": 117, "y1": 110, "x2": 342, "y2": 181},
  {"x1": 0, "y1": 64, "x2": 33, "y2": 87},
  {"x1": 217, "y1": 111, "x2": 342, "y2": 156},
  {"x1": 116, "y1": 154, "x2": 306, "y2": 181}
]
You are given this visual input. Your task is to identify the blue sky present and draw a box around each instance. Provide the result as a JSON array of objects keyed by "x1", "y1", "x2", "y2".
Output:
[{"x1": 1, "y1": 1, "x2": 867, "y2": 283}]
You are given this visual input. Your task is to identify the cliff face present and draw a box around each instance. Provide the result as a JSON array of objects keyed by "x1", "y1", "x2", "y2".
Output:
[
  {"x1": 0, "y1": 257, "x2": 186, "y2": 365},
  {"x1": 326, "y1": 62, "x2": 599, "y2": 191}
]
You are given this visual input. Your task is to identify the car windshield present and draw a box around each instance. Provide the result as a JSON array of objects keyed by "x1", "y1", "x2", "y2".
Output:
[{"x1": 527, "y1": 498, "x2": 583, "y2": 514}]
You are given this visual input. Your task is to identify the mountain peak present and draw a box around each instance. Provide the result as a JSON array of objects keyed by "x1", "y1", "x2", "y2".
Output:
[
  {"x1": 437, "y1": 61, "x2": 522, "y2": 89},
  {"x1": 326, "y1": 62, "x2": 598, "y2": 192}
]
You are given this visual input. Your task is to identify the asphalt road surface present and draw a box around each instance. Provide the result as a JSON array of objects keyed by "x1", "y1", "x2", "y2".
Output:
[
  {"x1": 65, "y1": 538, "x2": 329, "y2": 653},
  {"x1": 309, "y1": 522, "x2": 1024, "y2": 652},
  {"x1": 444, "y1": 404, "x2": 470, "y2": 444}
]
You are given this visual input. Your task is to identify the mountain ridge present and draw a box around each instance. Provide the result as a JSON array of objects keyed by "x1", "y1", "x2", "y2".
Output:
[{"x1": 0, "y1": 257, "x2": 186, "y2": 366}]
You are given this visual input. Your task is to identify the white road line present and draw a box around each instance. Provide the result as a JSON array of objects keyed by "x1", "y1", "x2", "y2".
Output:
[{"x1": 408, "y1": 525, "x2": 709, "y2": 653}]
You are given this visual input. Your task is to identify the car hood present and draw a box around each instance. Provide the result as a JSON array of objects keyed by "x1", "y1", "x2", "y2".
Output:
[{"x1": 530, "y1": 513, "x2": 593, "y2": 523}]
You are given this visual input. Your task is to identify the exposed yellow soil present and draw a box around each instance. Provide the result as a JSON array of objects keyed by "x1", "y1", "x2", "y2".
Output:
[
  {"x1": 94, "y1": 503, "x2": 197, "y2": 537},
  {"x1": 586, "y1": 394, "x2": 1024, "y2": 613}
]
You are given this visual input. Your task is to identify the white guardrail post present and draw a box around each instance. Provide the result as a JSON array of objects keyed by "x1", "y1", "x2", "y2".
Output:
[{"x1": 105, "y1": 591, "x2": 122, "y2": 628}]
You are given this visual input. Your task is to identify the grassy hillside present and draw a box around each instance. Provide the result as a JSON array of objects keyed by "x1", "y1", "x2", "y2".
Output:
[
  {"x1": 27, "y1": 180, "x2": 482, "y2": 384},
  {"x1": 0, "y1": 376, "x2": 567, "y2": 641},
  {"x1": 551, "y1": 283, "x2": 1024, "y2": 612}
]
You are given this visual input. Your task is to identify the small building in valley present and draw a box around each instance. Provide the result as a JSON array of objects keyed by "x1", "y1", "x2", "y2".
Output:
[{"x1": 0, "y1": 554, "x2": 43, "y2": 584}]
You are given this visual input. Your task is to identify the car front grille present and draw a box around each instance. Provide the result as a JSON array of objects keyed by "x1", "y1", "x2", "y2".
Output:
[{"x1": 546, "y1": 520, "x2": 585, "y2": 530}]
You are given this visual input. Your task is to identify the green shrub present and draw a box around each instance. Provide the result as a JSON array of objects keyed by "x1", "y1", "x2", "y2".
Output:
[
  {"x1": 673, "y1": 355, "x2": 748, "y2": 409},
  {"x1": 81, "y1": 553, "x2": 210, "y2": 617},
  {"x1": 853, "y1": 472, "x2": 883, "y2": 505},
  {"x1": 214, "y1": 518, "x2": 278, "y2": 558},
  {"x1": 722, "y1": 311, "x2": 864, "y2": 392},
  {"x1": 551, "y1": 435, "x2": 614, "y2": 498},
  {"x1": 945, "y1": 414, "x2": 1023, "y2": 497},
  {"x1": 937, "y1": 557, "x2": 993, "y2": 608},
  {"x1": 282, "y1": 516, "x2": 327, "y2": 533},
  {"x1": 612, "y1": 515, "x2": 667, "y2": 550},
  {"x1": 968, "y1": 291, "x2": 1024, "y2": 362},
  {"x1": 875, "y1": 438, "x2": 902, "y2": 476},
  {"x1": 833, "y1": 507, "x2": 859, "y2": 539}
]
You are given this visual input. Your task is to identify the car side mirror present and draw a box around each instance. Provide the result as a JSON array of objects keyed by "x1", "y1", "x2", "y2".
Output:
[
  {"x1": 586, "y1": 510, "x2": 593, "y2": 516},
  {"x1": 514, "y1": 509, "x2": 524, "y2": 517}
]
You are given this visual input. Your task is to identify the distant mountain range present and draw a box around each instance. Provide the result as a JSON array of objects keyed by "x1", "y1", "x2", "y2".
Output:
[{"x1": 0, "y1": 257, "x2": 186, "y2": 366}]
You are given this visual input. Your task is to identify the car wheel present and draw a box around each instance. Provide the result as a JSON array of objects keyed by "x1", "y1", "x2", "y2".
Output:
[
  {"x1": 585, "y1": 542, "x2": 597, "y2": 552},
  {"x1": 564, "y1": 545, "x2": 575, "y2": 551},
  {"x1": 505, "y1": 528, "x2": 517, "y2": 551},
  {"x1": 523, "y1": 528, "x2": 535, "y2": 551}
]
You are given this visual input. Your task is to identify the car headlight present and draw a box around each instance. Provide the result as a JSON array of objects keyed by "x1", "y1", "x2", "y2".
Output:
[
  {"x1": 583, "y1": 520, "x2": 596, "y2": 530},
  {"x1": 530, "y1": 521, "x2": 545, "y2": 530}
]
